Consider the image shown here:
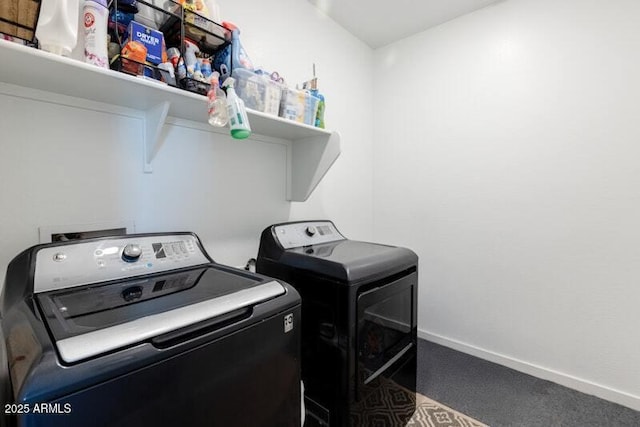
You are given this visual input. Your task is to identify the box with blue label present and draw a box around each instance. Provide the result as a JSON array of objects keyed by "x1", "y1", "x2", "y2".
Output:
[{"x1": 127, "y1": 21, "x2": 165, "y2": 65}]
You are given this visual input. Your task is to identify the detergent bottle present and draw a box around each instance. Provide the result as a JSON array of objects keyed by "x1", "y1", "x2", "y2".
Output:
[
  {"x1": 312, "y1": 90, "x2": 325, "y2": 128},
  {"x1": 212, "y1": 22, "x2": 253, "y2": 83},
  {"x1": 35, "y1": 0, "x2": 80, "y2": 56}
]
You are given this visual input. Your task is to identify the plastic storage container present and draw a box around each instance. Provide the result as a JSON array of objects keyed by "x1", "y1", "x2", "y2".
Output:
[
  {"x1": 233, "y1": 68, "x2": 283, "y2": 116},
  {"x1": 280, "y1": 88, "x2": 320, "y2": 126}
]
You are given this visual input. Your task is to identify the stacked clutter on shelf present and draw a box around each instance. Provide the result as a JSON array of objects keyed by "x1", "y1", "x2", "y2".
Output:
[
  {"x1": 229, "y1": 65, "x2": 326, "y2": 128},
  {"x1": 277, "y1": 65, "x2": 324, "y2": 128},
  {"x1": 18, "y1": 0, "x2": 327, "y2": 133},
  {"x1": 301, "y1": 65, "x2": 325, "y2": 129},
  {"x1": 281, "y1": 86, "x2": 321, "y2": 127},
  {"x1": 174, "y1": 0, "x2": 227, "y2": 94},
  {"x1": 108, "y1": 1, "x2": 176, "y2": 85}
]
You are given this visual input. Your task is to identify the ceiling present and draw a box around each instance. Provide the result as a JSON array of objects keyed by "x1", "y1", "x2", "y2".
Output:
[{"x1": 306, "y1": 0, "x2": 502, "y2": 48}]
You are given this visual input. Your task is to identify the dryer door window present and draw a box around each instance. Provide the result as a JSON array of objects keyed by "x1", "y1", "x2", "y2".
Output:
[{"x1": 356, "y1": 272, "x2": 416, "y2": 393}]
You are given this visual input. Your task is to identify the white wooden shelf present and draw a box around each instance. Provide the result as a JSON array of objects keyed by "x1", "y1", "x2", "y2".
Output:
[{"x1": 0, "y1": 39, "x2": 340, "y2": 201}]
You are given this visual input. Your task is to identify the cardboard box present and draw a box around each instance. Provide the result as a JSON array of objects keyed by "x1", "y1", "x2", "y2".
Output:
[{"x1": 0, "y1": 0, "x2": 39, "y2": 41}]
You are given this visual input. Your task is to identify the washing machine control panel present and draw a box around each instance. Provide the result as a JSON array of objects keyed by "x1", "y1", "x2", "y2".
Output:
[
  {"x1": 274, "y1": 221, "x2": 345, "y2": 249},
  {"x1": 34, "y1": 234, "x2": 210, "y2": 293}
]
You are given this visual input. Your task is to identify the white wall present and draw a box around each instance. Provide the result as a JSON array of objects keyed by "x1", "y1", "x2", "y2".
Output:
[
  {"x1": 217, "y1": 0, "x2": 375, "y2": 238},
  {"x1": 373, "y1": 0, "x2": 640, "y2": 410},
  {"x1": 0, "y1": 0, "x2": 373, "y2": 284}
]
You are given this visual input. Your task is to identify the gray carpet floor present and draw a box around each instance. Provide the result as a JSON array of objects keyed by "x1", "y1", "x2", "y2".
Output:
[{"x1": 416, "y1": 339, "x2": 640, "y2": 427}]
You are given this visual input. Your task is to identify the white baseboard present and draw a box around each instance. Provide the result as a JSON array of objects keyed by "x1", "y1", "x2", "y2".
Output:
[{"x1": 418, "y1": 329, "x2": 640, "y2": 412}]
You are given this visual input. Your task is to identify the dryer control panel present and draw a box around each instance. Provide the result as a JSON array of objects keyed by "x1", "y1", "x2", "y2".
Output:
[
  {"x1": 273, "y1": 221, "x2": 345, "y2": 249},
  {"x1": 34, "y1": 234, "x2": 210, "y2": 293}
]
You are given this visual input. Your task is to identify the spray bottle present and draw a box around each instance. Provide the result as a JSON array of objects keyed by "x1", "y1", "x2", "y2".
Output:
[
  {"x1": 223, "y1": 77, "x2": 251, "y2": 139},
  {"x1": 207, "y1": 71, "x2": 228, "y2": 127}
]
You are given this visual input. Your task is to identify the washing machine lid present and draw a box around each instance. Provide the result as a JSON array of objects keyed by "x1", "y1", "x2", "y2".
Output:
[
  {"x1": 37, "y1": 265, "x2": 285, "y2": 363},
  {"x1": 280, "y1": 240, "x2": 417, "y2": 283}
]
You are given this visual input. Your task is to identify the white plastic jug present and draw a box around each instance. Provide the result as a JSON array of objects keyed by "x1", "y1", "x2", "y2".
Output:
[{"x1": 36, "y1": 0, "x2": 80, "y2": 56}]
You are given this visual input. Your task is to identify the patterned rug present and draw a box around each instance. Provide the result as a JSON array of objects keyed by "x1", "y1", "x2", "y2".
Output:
[
  {"x1": 408, "y1": 393, "x2": 488, "y2": 427},
  {"x1": 347, "y1": 375, "x2": 488, "y2": 427}
]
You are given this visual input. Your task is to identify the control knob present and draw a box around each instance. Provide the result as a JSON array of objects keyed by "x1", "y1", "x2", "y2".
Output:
[
  {"x1": 305, "y1": 226, "x2": 317, "y2": 237},
  {"x1": 122, "y1": 244, "x2": 142, "y2": 262}
]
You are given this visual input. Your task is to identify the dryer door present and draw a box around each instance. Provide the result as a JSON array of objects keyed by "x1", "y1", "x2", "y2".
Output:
[{"x1": 356, "y1": 271, "x2": 417, "y2": 396}]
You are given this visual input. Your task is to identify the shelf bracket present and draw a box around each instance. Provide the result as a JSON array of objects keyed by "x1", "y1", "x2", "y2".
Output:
[
  {"x1": 143, "y1": 101, "x2": 171, "y2": 173},
  {"x1": 287, "y1": 131, "x2": 341, "y2": 201}
]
